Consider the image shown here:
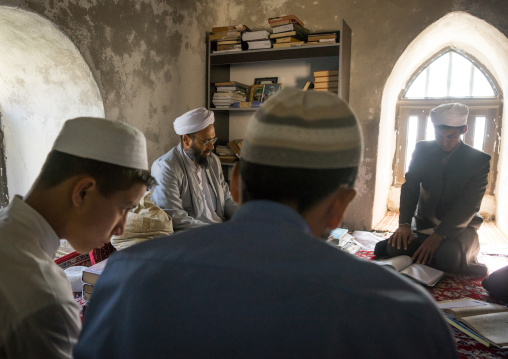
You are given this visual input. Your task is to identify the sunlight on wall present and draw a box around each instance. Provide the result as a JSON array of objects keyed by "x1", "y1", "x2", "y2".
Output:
[
  {"x1": 374, "y1": 11, "x2": 508, "y2": 234},
  {"x1": 0, "y1": 7, "x2": 104, "y2": 198}
]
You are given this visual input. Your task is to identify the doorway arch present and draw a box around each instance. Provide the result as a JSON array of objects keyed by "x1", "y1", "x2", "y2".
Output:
[
  {"x1": 374, "y1": 11, "x2": 508, "y2": 234},
  {"x1": 0, "y1": 6, "x2": 104, "y2": 199}
]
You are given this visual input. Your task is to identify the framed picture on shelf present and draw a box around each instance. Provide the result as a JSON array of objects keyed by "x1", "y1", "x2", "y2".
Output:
[
  {"x1": 249, "y1": 84, "x2": 265, "y2": 102},
  {"x1": 254, "y1": 77, "x2": 278, "y2": 85},
  {"x1": 261, "y1": 84, "x2": 281, "y2": 102}
]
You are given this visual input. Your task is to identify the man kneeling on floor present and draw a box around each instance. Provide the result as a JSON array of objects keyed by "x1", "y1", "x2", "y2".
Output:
[
  {"x1": 75, "y1": 89, "x2": 458, "y2": 359},
  {"x1": 376, "y1": 103, "x2": 490, "y2": 276}
]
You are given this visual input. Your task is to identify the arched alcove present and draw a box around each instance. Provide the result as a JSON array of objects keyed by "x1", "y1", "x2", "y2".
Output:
[
  {"x1": 0, "y1": 6, "x2": 104, "y2": 199},
  {"x1": 374, "y1": 11, "x2": 508, "y2": 234}
]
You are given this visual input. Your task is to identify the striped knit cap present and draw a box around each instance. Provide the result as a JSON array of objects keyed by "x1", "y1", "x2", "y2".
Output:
[{"x1": 242, "y1": 88, "x2": 363, "y2": 169}]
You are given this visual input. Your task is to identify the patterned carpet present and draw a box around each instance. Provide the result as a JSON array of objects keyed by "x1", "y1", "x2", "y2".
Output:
[{"x1": 373, "y1": 211, "x2": 508, "y2": 273}]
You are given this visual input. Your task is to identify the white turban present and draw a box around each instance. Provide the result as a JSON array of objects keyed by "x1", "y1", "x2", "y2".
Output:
[
  {"x1": 52, "y1": 117, "x2": 149, "y2": 170},
  {"x1": 173, "y1": 107, "x2": 215, "y2": 135},
  {"x1": 430, "y1": 103, "x2": 469, "y2": 127}
]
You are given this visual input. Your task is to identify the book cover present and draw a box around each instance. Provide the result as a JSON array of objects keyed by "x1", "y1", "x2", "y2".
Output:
[
  {"x1": 314, "y1": 69, "x2": 339, "y2": 77},
  {"x1": 246, "y1": 39, "x2": 272, "y2": 50},
  {"x1": 82, "y1": 259, "x2": 108, "y2": 286},
  {"x1": 269, "y1": 31, "x2": 306, "y2": 40},
  {"x1": 212, "y1": 24, "x2": 250, "y2": 33},
  {"x1": 275, "y1": 36, "x2": 304, "y2": 44},
  {"x1": 308, "y1": 33, "x2": 337, "y2": 41},
  {"x1": 315, "y1": 75, "x2": 339, "y2": 83},
  {"x1": 268, "y1": 15, "x2": 304, "y2": 28},
  {"x1": 272, "y1": 41, "x2": 304, "y2": 49},
  {"x1": 272, "y1": 23, "x2": 310, "y2": 35},
  {"x1": 302, "y1": 81, "x2": 314, "y2": 91},
  {"x1": 242, "y1": 30, "x2": 270, "y2": 42},
  {"x1": 313, "y1": 81, "x2": 339, "y2": 89},
  {"x1": 374, "y1": 255, "x2": 444, "y2": 286},
  {"x1": 227, "y1": 140, "x2": 241, "y2": 159}
]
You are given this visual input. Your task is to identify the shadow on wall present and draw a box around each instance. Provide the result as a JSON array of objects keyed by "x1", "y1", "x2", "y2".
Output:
[
  {"x1": 374, "y1": 11, "x2": 508, "y2": 235},
  {"x1": 0, "y1": 6, "x2": 104, "y2": 199}
]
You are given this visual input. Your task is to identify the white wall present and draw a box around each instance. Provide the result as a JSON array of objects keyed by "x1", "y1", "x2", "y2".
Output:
[
  {"x1": 0, "y1": 7, "x2": 104, "y2": 198},
  {"x1": 374, "y1": 11, "x2": 508, "y2": 234}
]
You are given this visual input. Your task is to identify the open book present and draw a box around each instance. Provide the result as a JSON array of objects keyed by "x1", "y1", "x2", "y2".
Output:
[
  {"x1": 374, "y1": 255, "x2": 444, "y2": 286},
  {"x1": 437, "y1": 298, "x2": 508, "y2": 348}
]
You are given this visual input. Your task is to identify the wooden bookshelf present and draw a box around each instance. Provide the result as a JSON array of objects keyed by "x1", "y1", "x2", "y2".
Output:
[{"x1": 206, "y1": 18, "x2": 351, "y2": 145}]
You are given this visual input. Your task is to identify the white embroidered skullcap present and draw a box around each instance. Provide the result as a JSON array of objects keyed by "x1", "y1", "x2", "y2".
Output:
[
  {"x1": 431, "y1": 103, "x2": 469, "y2": 127},
  {"x1": 52, "y1": 117, "x2": 149, "y2": 171},
  {"x1": 242, "y1": 88, "x2": 363, "y2": 169},
  {"x1": 173, "y1": 107, "x2": 215, "y2": 135}
]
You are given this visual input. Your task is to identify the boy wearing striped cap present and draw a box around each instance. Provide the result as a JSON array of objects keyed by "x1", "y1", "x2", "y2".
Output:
[{"x1": 75, "y1": 90, "x2": 457, "y2": 359}]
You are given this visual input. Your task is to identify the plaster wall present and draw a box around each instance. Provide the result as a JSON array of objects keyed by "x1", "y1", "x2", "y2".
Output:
[
  {"x1": 6, "y1": 0, "x2": 508, "y2": 231},
  {"x1": 0, "y1": 6, "x2": 103, "y2": 198}
]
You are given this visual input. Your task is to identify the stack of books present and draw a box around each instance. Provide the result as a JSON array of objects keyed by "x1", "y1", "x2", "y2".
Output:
[
  {"x1": 306, "y1": 32, "x2": 338, "y2": 45},
  {"x1": 268, "y1": 15, "x2": 309, "y2": 48},
  {"x1": 209, "y1": 24, "x2": 250, "y2": 53},
  {"x1": 313, "y1": 69, "x2": 339, "y2": 93},
  {"x1": 242, "y1": 30, "x2": 272, "y2": 50},
  {"x1": 212, "y1": 81, "x2": 249, "y2": 108},
  {"x1": 81, "y1": 259, "x2": 108, "y2": 302},
  {"x1": 215, "y1": 145, "x2": 237, "y2": 164}
]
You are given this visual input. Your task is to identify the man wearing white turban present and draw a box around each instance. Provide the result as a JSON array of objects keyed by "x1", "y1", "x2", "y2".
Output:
[
  {"x1": 377, "y1": 103, "x2": 490, "y2": 276},
  {"x1": 151, "y1": 107, "x2": 238, "y2": 231}
]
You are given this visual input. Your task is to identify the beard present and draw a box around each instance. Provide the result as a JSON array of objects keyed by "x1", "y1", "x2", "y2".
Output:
[{"x1": 185, "y1": 142, "x2": 210, "y2": 167}]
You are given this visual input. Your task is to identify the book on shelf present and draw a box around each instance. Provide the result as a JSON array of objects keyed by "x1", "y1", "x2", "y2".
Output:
[
  {"x1": 246, "y1": 39, "x2": 272, "y2": 50},
  {"x1": 315, "y1": 75, "x2": 339, "y2": 83},
  {"x1": 212, "y1": 48, "x2": 243, "y2": 54},
  {"x1": 215, "y1": 81, "x2": 250, "y2": 94},
  {"x1": 268, "y1": 15, "x2": 304, "y2": 28},
  {"x1": 275, "y1": 36, "x2": 304, "y2": 43},
  {"x1": 313, "y1": 81, "x2": 339, "y2": 89},
  {"x1": 231, "y1": 101, "x2": 262, "y2": 108},
  {"x1": 242, "y1": 30, "x2": 270, "y2": 42},
  {"x1": 314, "y1": 69, "x2": 339, "y2": 78},
  {"x1": 437, "y1": 298, "x2": 508, "y2": 348},
  {"x1": 307, "y1": 32, "x2": 338, "y2": 42},
  {"x1": 302, "y1": 81, "x2": 314, "y2": 91},
  {"x1": 227, "y1": 139, "x2": 242, "y2": 159},
  {"x1": 211, "y1": 24, "x2": 250, "y2": 33},
  {"x1": 82, "y1": 259, "x2": 108, "y2": 286},
  {"x1": 272, "y1": 23, "x2": 310, "y2": 34},
  {"x1": 217, "y1": 44, "x2": 242, "y2": 51},
  {"x1": 217, "y1": 39, "x2": 241, "y2": 45},
  {"x1": 273, "y1": 41, "x2": 304, "y2": 49},
  {"x1": 373, "y1": 255, "x2": 444, "y2": 286},
  {"x1": 269, "y1": 31, "x2": 307, "y2": 40},
  {"x1": 209, "y1": 30, "x2": 243, "y2": 42}
]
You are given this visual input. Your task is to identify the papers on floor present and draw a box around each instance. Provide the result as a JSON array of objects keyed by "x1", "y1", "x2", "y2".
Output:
[
  {"x1": 326, "y1": 228, "x2": 363, "y2": 255},
  {"x1": 351, "y1": 230, "x2": 386, "y2": 251}
]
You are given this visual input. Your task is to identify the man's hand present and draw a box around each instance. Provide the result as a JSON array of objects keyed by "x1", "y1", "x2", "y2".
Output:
[
  {"x1": 412, "y1": 233, "x2": 444, "y2": 265},
  {"x1": 388, "y1": 225, "x2": 413, "y2": 250}
]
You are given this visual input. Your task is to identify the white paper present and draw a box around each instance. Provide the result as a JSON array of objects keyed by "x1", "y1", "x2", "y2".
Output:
[{"x1": 437, "y1": 299, "x2": 488, "y2": 309}]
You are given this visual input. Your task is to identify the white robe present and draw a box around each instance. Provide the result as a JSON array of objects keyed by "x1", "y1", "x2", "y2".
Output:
[{"x1": 0, "y1": 196, "x2": 81, "y2": 359}]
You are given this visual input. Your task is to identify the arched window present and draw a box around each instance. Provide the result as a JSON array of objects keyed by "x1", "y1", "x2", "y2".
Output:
[{"x1": 393, "y1": 49, "x2": 502, "y2": 195}]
